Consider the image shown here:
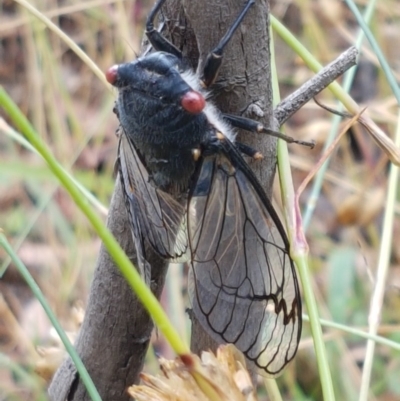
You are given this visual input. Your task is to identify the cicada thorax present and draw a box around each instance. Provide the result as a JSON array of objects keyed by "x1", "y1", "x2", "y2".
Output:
[
  {"x1": 114, "y1": 53, "x2": 213, "y2": 195},
  {"x1": 127, "y1": 120, "x2": 211, "y2": 196}
]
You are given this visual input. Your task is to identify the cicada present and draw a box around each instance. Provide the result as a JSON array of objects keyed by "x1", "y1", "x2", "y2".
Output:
[{"x1": 106, "y1": 0, "x2": 308, "y2": 376}]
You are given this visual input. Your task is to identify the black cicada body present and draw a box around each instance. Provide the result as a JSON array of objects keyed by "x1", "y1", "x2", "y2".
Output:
[{"x1": 106, "y1": 0, "x2": 302, "y2": 376}]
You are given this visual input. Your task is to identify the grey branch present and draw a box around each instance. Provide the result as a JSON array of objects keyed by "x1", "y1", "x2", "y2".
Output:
[{"x1": 274, "y1": 46, "x2": 358, "y2": 126}]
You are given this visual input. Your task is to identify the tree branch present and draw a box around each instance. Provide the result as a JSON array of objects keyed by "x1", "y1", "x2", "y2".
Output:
[{"x1": 274, "y1": 46, "x2": 358, "y2": 126}]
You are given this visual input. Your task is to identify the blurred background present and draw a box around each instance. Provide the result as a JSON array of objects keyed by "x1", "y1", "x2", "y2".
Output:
[{"x1": 0, "y1": 0, "x2": 400, "y2": 400}]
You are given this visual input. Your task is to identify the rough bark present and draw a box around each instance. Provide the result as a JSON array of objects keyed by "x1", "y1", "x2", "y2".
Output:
[{"x1": 186, "y1": 0, "x2": 276, "y2": 186}]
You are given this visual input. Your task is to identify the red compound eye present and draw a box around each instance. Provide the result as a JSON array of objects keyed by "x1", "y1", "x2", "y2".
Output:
[
  {"x1": 105, "y1": 65, "x2": 118, "y2": 85},
  {"x1": 181, "y1": 90, "x2": 205, "y2": 114}
]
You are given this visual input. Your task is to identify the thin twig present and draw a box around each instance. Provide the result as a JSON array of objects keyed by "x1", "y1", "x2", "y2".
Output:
[{"x1": 274, "y1": 47, "x2": 358, "y2": 126}]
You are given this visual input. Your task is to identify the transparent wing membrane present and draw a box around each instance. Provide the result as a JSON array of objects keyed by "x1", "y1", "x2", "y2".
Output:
[
  {"x1": 119, "y1": 132, "x2": 188, "y2": 262},
  {"x1": 187, "y1": 153, "x2": 301, "y2": 376}
]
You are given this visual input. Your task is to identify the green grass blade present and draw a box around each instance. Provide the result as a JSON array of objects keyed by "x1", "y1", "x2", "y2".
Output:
[
  {"x1": 0, "y1": 86, "x2": 190, "y2": 361},
  {"x1": 344, "y1": 0, "x2": 400, "y2": 104},
  {"x1": 270, "y1": 28, "x2": 335, "y2": 401},
  {"x1": 0, "y1": 233, "x2": 102, "y2": 401}
]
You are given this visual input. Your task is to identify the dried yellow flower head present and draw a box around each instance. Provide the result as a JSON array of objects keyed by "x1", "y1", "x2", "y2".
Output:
[{"x1": 127, "y1": 345, "x2": 257, "y2": 401}]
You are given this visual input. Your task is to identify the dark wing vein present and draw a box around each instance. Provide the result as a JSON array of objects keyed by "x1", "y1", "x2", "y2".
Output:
[
  {"x1": 187, "y1": 145, "x2": 301, "y2": 376},
  {"x1": 118, "y1": 131, "x2": 188, "y2": 262}
]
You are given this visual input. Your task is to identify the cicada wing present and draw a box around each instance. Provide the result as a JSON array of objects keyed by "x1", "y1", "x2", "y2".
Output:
[
  {"x1": 118, "y1": 131, "x2": 189, "y2": 268},
  {"x1": 187, "y1": 152, "x2": 301, "y2": 377}
]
